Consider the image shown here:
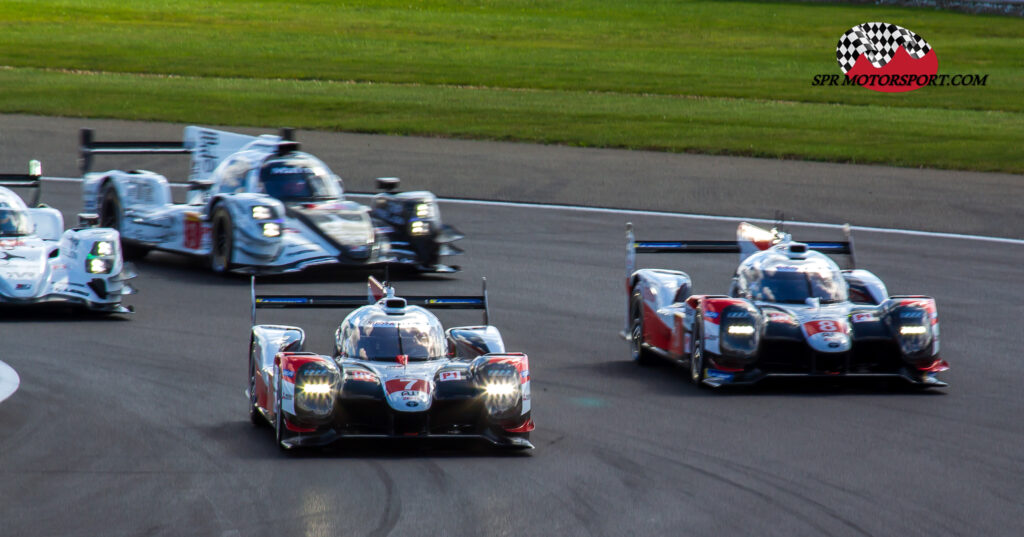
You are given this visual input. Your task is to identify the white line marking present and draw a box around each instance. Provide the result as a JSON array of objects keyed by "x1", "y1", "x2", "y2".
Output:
[
  {"x1": 42, "y1": 176, "x2": 1024, "y2": 246},
  {"x1": 0, "y1": 360, "x2": 20, "y2": 404}
]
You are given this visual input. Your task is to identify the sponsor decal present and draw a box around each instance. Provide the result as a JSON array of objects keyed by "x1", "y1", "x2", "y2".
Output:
[
  {"x1": 767, "y1": 312, "x2": 795, "y2": 324},
  {"x1": 813, "y1": 22, "x2": 988, "y2": 92},
  {"x1": 406, "y1": 401, "x2": 419, "y2": 408},
  {"x1": 283, "y1": 369, "x2": 295, "y2": 378},
  {"x1": 385, "y1": 378, "x2": 429, "y2": 394},
  {"x1": 438, "y1": 371, "x2": 464, "y2": 382},
  {"x1": 706, "y1": 369, "x2": 734, "y2": 382},
  {"x1": 705, "y1": 311, "x2": 719, "y2": 320},
  {"x1": 803, "y1": 320, "x2": 846, "y2": 336},
  {"x1": 183, "y1": 212, "x2": 207, "y2": 250},
  {"x1": 347, "y1": 370, "x2": 377, "y2": 382},
  {"x1": 851, "y1": 312, "x2": 877, "y2": 323},
  {"x1": 725, "y1": 311, "x2": 750, "y2": 318},
  {"x1": 0, "y1": 240, "x2": 25, "y2": 249},
  {"x1": 900, "y1": 310, "x2": 925, "y2": 319},
  {"x1": 15, "y1": 283, "x2": 30, "y2": 290}
]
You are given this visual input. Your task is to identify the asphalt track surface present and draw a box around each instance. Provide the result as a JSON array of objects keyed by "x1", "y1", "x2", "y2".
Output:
[{"x1": 0, "y1": 118, "x2": 1023, "y2": 537}]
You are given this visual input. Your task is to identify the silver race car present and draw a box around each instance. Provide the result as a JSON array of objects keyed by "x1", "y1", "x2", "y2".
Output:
[
  {"x1": 0, "y1": 162, "x2": 134, "y2": 313},
  {"x1": 248, "y1": 277, "x2": 534, "y2": 450},
  {"x1": 624, "y1": 222, "x2": 948, "y2": 388},
  {"x1": 80, "y1": 127, "x2": 463, "y2": 274}
]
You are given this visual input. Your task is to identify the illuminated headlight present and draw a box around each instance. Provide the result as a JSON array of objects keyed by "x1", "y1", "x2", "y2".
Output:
[
  {"x1": 251, "y1": 205, "x2": 273, "y2": 220},
  {"x1": 484, "y1": 383, "x2": 518, "y2": 397},
  {"x1": 415, "y1": 202, "x2": 434, "y2": 218},
  {"x1": 900, "y1": 325, "x2": 928, "y2": 335},
  {"x1": 410, "y1": 220, "x2": 430, "y2": 236},
  {"x1": 301, "y1": 383, "x2": 332, "y2": 395},
  {"x1": 727, "y1": 324, "x2": 755, "y2": 336},
  {"x1": 262, "y1": 222, "x2": 281, "y2": 237},
  {"x1": 91, "y1": 241, "x2": 114, "y2": 256},
  {"x1": 87, "y1": 258, "x2": 110, "y2": 274}
]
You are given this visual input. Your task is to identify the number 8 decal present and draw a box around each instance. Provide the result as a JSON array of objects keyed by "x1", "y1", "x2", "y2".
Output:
[{"x1": 817, "y1": 320, "x2": 839, "y2": 332}]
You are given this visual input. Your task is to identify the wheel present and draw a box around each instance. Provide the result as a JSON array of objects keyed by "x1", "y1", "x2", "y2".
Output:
[
  {"x1": 690, "y1": 316, "x2": 707, "y2": 387},
  {"x1": 629, "y1": 290, "x2": 656, "y2": 365},
  {"x1": 248, "y1": 354, "x2": 263, "y2": 427},
  {"x1": 99, "y1": 184, "x2": 149, "y2": 260},
  {"x1": 209, "y1": 206, "x2": 234, "y2": 274},
  {"x1": 274, "y1": 374, "x2": 287, "y2": 450}
]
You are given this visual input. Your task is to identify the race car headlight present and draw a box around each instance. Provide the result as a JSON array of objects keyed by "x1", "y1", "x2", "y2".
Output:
[
  {"x1": 91, "y1": 241, "x2": 114, "y2": 256},
  {"x1": 262, "y1": 222, "x2": 281, "y2": 238},
  {"x1": 86, "y1": 257, "x2": 110, "y2": 274},
  {"x1": 719, "y1": 308, "x2": 759, "y2": 358},
  {"x1": 899, "y1": 325, "x2": 928, "y2": 335},
  {"x1": 301, "y1": 382, "x2": 332, "y2": 395},
  {"x1": 481, "y1": 366, "x2": 520, "y2": 417},
  {"x1": 294, "y1": 362, "x2": 339, "y2": 417},
  {"x1": 484, "y1": 383, "x2": 518, "y2": 397},
  {"x1": 251, "y1": 205, "x2": 273, "y2": 220},
  {"x1": 415, "y1": 202, "x2": 434, "y2": 219},
  {"x1": 726, "y1": 324, "x2": 755, "y2": 336},
  {"x1": 410, "y1": 220, "x2": 430, "y2": 236}
]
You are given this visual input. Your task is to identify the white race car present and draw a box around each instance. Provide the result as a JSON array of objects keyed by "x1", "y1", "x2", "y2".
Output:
[
  {"x1": 0, "y1": 162, "x2": 134, "y2": 313},
  {"x1": 80, "y1": 127, "x2": 463, "y2": 274}
]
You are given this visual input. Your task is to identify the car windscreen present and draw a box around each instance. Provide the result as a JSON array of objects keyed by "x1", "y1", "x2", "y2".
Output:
[
  {"x1": 0, "y1": 209, "x2": 31, "y2": 237},
  {"x1": 752, "y1": 270, "x2": 848, "y2": 304},
  {"x1": 349, "y1": 323, "x2": 444, "y2": 361},
  {"x1": 259, "y1": 158, "x2": 341, "y2": 201}
]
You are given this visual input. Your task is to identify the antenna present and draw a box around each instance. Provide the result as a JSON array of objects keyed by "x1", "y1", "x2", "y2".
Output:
[
  {"x1": 482, "y1": 277, "x2": 490, "y2": 325},
  {"x1": 250, "y1": 275, "x2": 257, "y2": 326}
]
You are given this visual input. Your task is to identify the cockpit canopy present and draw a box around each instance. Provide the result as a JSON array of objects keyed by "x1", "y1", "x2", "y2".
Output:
[
  {"x1": 741, "y1": 253, "x2": 848, "y2": 304},
  {"x1": 258, "y1": 153, "x2": 342, "y2": 202},
  {"x1": 336, "y1": 307, "x2": 447, "y2": 361},
  {"x1": 0, "y1": 192, "x2": 32, "y2": 238}
]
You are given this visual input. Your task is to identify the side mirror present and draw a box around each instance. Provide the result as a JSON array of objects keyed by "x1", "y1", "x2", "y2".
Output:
[
  {"x1": 78, "y1": 213, "x2": 100, "y2": 228},
  {"x1": 375, "y1": 177, "x2": 400, "y2": 192},
  {"x1": 186, "y1": 179, "x2": 213, "y2": 205}
]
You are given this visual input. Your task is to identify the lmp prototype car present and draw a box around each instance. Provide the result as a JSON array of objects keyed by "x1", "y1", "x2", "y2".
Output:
[
  {"x1": 0, "y1": 162, "x2": 134, "y2": 313},
  {"x1": 247, "y1": 277, "x2": 534, "y2": 450},
  {"x1": 625, "y1": 222, "x2": 948, "y2": 388},
  {"x1": 79, "y1": 127, "x2": 463, "y2": 274}
]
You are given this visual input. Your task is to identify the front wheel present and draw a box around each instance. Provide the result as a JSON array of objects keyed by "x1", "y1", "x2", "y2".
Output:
[
  {"x1": 630, "y1": 291, "x2": 655, "y2": 365},
  {"x1": 690, "y1": 317, "x2": 707, "y2": 387},
  {"x1": 209, "y1": 206, "x2": 234, "y2": 274},
  {"x1": 99, "y1": 185, "x2": 149, "y2": 260}
]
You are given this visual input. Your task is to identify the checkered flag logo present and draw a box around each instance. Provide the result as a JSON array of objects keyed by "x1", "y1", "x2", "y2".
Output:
[{"x1": 836, "y1": 22, "x2": 932, "y2": 74}]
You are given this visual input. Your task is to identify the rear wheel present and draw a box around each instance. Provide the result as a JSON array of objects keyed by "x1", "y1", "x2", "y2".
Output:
[
  {"x1": 629, "y1": 290, "x2": 656, "y2": 365},
  {"x1": 209, "y1": 206, "x2": 234, "y2": 274},
  {"x1": 99, "y1": 184, "x2": 149, "y2": 260}
]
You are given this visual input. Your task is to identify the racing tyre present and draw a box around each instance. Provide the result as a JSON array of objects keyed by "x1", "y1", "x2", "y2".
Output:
[
  {"x1": 248, "y1": 355, "x2": 263, "y2": 427},
  {"x1": 690, "y1": 315, "x2": 708, "y2": 387},
  {"x1": 209, "y1": 206, "x2": 234, "y2": 274},
  {"x1": 274, "y1": 374, "x2": 287, "y2": 450},
  {"x1": 629, "y1": 290, "x2": 656, "y2": 366},
  {"x1": 99, "y1": 184, "x2": 150, "y2": 260}
]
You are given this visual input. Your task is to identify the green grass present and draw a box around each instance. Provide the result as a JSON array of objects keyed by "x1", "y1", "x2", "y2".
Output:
[{"x1": 0, "y1": 0, "x2": 1021, "y2": 172}]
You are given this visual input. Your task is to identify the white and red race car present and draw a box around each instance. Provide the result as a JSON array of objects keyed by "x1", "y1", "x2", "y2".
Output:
[
  {"x1": 248, "y1": 277, "x2": 534, "y2": 450},
  {"x1": 624, "y1": 222, "x2": 948, "y2": 388}
]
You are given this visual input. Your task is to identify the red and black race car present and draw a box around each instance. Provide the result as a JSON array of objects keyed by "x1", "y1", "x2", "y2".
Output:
[
  {"x1": 247, "y1": 277, "x2": 533, "y2": 450},
  {"x1": 624, "y1": 222, "x2": 948, "y2": 388}
]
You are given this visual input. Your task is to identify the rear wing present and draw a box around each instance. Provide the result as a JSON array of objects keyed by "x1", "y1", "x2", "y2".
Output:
[
  {"x1": 0, "y1": 160, "x2": 43, "y2": 206},
  {"x1": 250, "y1": 276, "x2": 490, "y2": 326},
  {"x1": 626, "y1": 221, "x2": 857, "y2": 275},
  {"x1": 79, "y1": 127, "x2": 296, "y2": 180}
]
